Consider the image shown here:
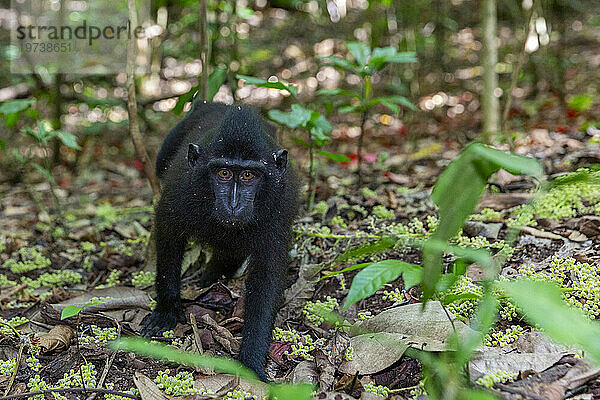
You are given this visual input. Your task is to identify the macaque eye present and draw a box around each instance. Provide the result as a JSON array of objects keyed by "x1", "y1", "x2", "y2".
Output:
[
  {"x1": 241, "y1": 170, "x2": 254, "y2": 181},
  {"x1": 218, "y1": 169, "x2": 232, "y2": 179}
]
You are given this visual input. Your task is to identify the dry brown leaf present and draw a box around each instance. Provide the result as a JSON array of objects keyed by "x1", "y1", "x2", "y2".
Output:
[
  {"x1": 133, "y1": 372, "x2": 170, "y2": 400},
  {"x1": 37, "y1": 325, "x2": 74, "y2": 354}
]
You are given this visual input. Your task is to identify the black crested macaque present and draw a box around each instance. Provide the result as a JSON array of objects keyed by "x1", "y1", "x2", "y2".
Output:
[{"x1": 140, "y1": 101, "x2": 299, "y2": 381}]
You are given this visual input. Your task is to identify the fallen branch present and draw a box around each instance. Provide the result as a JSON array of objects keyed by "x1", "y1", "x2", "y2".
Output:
[{"x1": 0, "y1": 388, "x2": 139, "y2": 400}]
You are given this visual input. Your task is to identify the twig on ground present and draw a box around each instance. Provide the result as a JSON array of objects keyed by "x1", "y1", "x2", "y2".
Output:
[
  {"x1": 0, "y1": 387, "x2": 140, "y2": 400},
  {"x1": 3, "y1": 342, "x2": 24, "y2": 396}
]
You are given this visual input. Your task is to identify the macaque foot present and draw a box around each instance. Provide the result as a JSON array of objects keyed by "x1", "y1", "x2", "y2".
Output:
[{"x1": 140, "y1": 307, "x2": 186, "y2": 337}]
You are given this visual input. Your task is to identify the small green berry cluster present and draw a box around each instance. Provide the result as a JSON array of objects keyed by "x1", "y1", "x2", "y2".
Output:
[
  {"x1": 131, "y1": 271, "x2": 156, "y2": 288},
  {"x1": 27, "y1": 374, "x2": 48, "y2": 400},
  {"x1": 409, "y1": 380, "x2": 426, "y2": 399},
  {"x1": 344, "y1": 346, "x2": 354, "y2": 361},
  {"x1": 0, "y1": 274, "x2": 16, "y2": 287},
  {"x1": 96, "y1": 270, "x2": 120, "y2": 289},
  {"x1": 80, "y1": 325, "x2": 118, "y2": 344},
  {"x1": 363, "y1": 382, "x2": 389, "y2": 397},
  {"x1": 455, "y1": 235, "x2": 504, "y2": 249},
  {"x1": 498, "y1": 300, "x2": 518, "y2": 321},
  {"x1": 409, "y1": 218, "x2": 425, "y2": 234},
  {"x1": 361, "y1": 187, "x2": 377, "y2": 199},
  {"x1": 80, "y1": 242, "x2": 96, "y2": 253},
  {"x1": 471, "y1": 208, "x2": 501, "y2": 222},
  {"x1": 484, "y1": 325, "x2": 524, "y2": 347},
  {"x1": 358, "y1": 311, "x2": 372, "y2": 320},
  {"x1": 104, "y1": 383, "x2": 140, "y2": 400},
  {"x1": 303, "y1": 296, "x2": 338, "y2": 326},
  {"x1": 532, "y1": 169, "x2": 600, "y2": 219},
  {"x1": 330, "y1": 215, "x2": 347, "y2": 229},
  {"x1": 223, "y1": 389, "x2": 258, "y2": 400},
  {"x1": 443, "y1": 276, "x2": 483, "y2": 320},
  {"x1": 0, "y1": 358, "x2": 16, "y2": 375},
  {"x1": 0, "y1": 316, "x2": 28, "y2": 335},
  {"x1": 57, "y1": 363, "x2": 97, "y2": 389},
  {"x1": 475, "y1": 370, "x2": 518, "y2": 388},
  {"x1": 26, "y1": 355, "x2": 41, "y2": 371},
  {"x1": 372, "y1": 205, "x2": 394, "y2": 220},
  {"x1": 21, "y1": 270, "x2": 82, "y2": 289},
  {"x1": 425, "y1": 215, "x2": 439, "y2": 231},
  {"x1": 2, "y1": 247, "x2": 51, "y2": 274},
  {"x1": 313, "y1": 201, "x2": 328, "y2": 216},
  {"x1": 505, "y1": 204, "x2": 537, "y2": 228},
  {"x1": 382, "y1": 288, "x2": 404, "y2": 304},
  {"x1": 272, "y1": 328, "x2": 323, "y2": 361},
  {"x1": 154, "y1": 369, "x2": 207, "y2": 396}
]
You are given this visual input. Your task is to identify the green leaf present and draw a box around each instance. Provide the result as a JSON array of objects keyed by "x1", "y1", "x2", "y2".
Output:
[
  {"x1": 56, "y1": 130, "x2": 82, "y2": 150},
  {"x1": 343, "y1": 260, "x2": 422, "y2": 310},
  {"x1": 375, "y1": 98, "x2": 398, "y2": 114},
  {"x1": 236, "y1": 74, "x2": 298, "y2": 97},
  {"x1": 0, "y1": 139, "x2": 5, "y2": 150},
  {"x1": 172, "y1": 84, "x2": 198, "y2": 115},
  {"x1": 0, "y1": 98, "x2": 36, "y2": 115},
  {"x1": 110, "y1": 337, "x2": 258, "y2": 381},
  {"x1": 318, "y1": 262, "x2": 372, "y2": 281},
  {"x1": 500, "y1": 279, "x2": 600, "y2": 365},
  {"x1": 308, "y1": 113, "x2": 333, "y2": 146},
  {"x1": 423, "y1": 239, "x2": 492, "y2": 268},
  {"x1": 369, "y1": 48, "x2": 417, "y2": 69},
  {"x1": 83, "y1": 300, "x2": 106, "y2": 308},
  {"x1": 208, "y1": 67, "x2": 228, "y2": 101},
  {"x1": 172, "y1": 67, "x2": 229, "y2": 115},
  {"x1": 268, "y1": 104, "x2": 311, "y2": 129},
  {"x1": 442, "y1": 292, "x2": 481, "y2": 305},
  {"x1": 338, "y1": 105, "x2": 361, "y2": 114},
  {"x1": 334, "y1": 236, "x2": 397, "y2": 264},
  {"x1": 268, "y1": 383, "x2": 314, "y2": 400},
  {"x1": 318, "y1": 56, "x2": 359, "y2": 73},
  {"x1": 4, "y1": 113, "x2": 18, "y2": 128},
  {"x1": 316, "y1": 150, "x2": 350, "y2": 162},
  {"x1": 455, "y1": 292, "x2": 498, "y2": 364},
  {"x1": 291, "y1": 137, "x2": 310, "y2": 147},
  {"x1": 568, "y1": 94, "x2": 593, "y2": 112},
  {"x1": 236, "y1": 6, "x2": 254, "y2": 19},
  {"x1": 31, "y1": 163, "x2": 56, "y2": 185},
  {"x1": 347, "y1": 42, "x2": 371, "y2": 66},
  {"x1": 432, "y1": 143, "x2": 541, "y2": 242},
  {"x1": 422, "y1": 143, "x2": 542, "y2": 301},
  {"x1": 316, "y1": 88, "x2": 361, "y2": 100},
  {"x1": 370, "y1": 95, "x2": 416, "y2": 111},
  {"x1": 61, "y1": 305, "x2": 83, "y2": 320}
]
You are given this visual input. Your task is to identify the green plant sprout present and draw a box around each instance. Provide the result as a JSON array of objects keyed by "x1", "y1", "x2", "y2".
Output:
[
  {"x1": 11, "y1": 121, "x2": 81, "y2": 210},
  {"x1": 318, "y1": 42, "x2": 417, "y2": 181},
  {"x1": 0, "y1": 98, "x2": 36, "y2": 131},
  {"x1": 61, "y1": 299, "x2": 106, "y2": 320}
]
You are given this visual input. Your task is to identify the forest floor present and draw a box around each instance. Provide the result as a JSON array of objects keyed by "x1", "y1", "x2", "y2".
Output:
[{"x1": 1, "y1": 98, "x2": 600, "y2": 400}]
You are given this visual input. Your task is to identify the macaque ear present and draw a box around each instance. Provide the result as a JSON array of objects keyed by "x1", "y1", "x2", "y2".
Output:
[
  {"x1": 188, "y1": 143, "x2": 202, "y2": 169},
  {"x1": 274, "y1": 149, "x2": 288, "y2": 173}
]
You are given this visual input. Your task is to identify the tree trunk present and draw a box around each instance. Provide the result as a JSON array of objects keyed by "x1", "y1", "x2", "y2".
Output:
[
  {"x1": 127, "y1": 0, "x2": 160, "y2": 199},
  {"x1": 481, "y1": 0, "x2": 500, "y2": 139}
]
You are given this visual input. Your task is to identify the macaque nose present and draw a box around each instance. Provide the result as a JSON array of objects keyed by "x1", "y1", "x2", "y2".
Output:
[{"x1": 229, "y1": 181, "x2": 240, "y2": 210}]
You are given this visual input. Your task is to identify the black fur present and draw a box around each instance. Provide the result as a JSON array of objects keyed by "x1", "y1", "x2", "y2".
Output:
[{"x1": 141, "y1": 101, "x2": 299, "y2": 381}]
